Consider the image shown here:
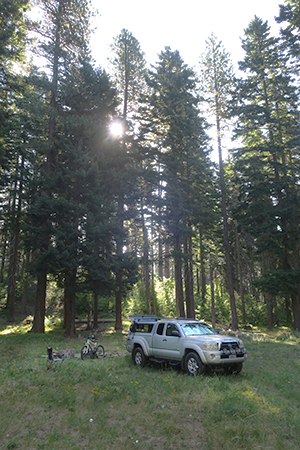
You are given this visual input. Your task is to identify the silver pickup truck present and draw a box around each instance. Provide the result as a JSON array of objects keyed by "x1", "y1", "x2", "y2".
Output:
[{"x1": 125, "y1": 315, "x2": 247, "y2": 375}]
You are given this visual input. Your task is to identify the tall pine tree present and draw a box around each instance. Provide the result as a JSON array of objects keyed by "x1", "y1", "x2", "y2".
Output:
[
  {"x1": 142, "y1": 47, "x2": 212, "y2": 318},
  {"x1": 232, "y1": 16, "x2": 300, "y2": 330},
  {"x1": 26, "y1": 0, "x2": 95, "y2": 333},
  {"x1": 199, "y1": 34, "x2": 239, "y2": 330},
  {"x1": 109, "y1": 29, "x2": 146, "y2": 329}
]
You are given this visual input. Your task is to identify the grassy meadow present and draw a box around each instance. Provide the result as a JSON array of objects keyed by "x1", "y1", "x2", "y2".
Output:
[{"x1": 0, "y1": 317, "x2": 300, "y2": 450}]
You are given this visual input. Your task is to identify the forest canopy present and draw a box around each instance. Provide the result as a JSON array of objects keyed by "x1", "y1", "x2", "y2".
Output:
[{"x1": 1, "y1": 0, "x2": 300, "y2": 335}]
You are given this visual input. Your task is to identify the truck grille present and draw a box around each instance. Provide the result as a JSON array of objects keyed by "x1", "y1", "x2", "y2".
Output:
[{"x1": 220, "y1": 342, "x2": 244, "y2": 359}]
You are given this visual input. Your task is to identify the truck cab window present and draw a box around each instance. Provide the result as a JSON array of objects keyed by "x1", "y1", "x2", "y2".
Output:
[
  {"x1": 156, "y1": 323, "x2": 165, "y2": 335},
  {"x1": 166, "y1": 323, "x2": 179, "y2": 336}
]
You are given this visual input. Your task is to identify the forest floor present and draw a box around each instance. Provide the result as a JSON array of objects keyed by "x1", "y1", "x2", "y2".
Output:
[{"x1": 0, "y1": 316, "x2": 300, "y2": 449}]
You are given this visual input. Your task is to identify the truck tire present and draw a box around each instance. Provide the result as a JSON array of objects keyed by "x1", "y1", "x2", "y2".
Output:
[
  {"x1": 185, "y1": 351, "x2": 204, "y2": 376},
  {"x1": 133, "y1": 347, "x2": 148, "y2": 367}
]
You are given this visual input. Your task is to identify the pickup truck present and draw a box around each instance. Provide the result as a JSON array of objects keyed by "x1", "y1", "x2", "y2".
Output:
[{"x1": 125, "y1": 315, "x2": 247, "y2": 375}]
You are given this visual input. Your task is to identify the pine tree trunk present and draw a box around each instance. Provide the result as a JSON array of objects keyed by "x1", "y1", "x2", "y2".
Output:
[
  {"x1": 7, "y1": 232, "x2": 19, "y2": 322},
  {"x1": 115, "y1": 282, "x2": 123, "y2": 331},
  {"x1": 31, "y1": 237, "x2": 48, "y2": 333},
  {"x1": 0, "y1": 234, "x2": 7, "y2": 283},
  {"x1": 289, "y1": 247, "x2": 300, "y2": 331},
  {"x1": 158, "y1": 239, "x2": 163, "y2": 280},
  {"x1": 21, "y1": 279, "x2": 28, "y2": 316},
  {"x1": 93, "y1": 293, "x2": 99, "y2": 329},
  {"x1": 285, "y1": 296, "x2": 292, "y2": 327},
  {"x1": 115, "y1": 193, "x2": 124, "y2": 331},
  {"x1": 158, "y1": 175, "x2": 163, "y2": 281},
  {"x1": 21, "y1": 252, "x2": 30, "y2": 315},
  {"x1": 291, "y1": 294, "x2": 300, "y2": 331},
  {"x1": 174, "y1": 234, "x2": 185, "y2": 317},
  {"x1": 184, "y1": 236, "x2": 195, "y2": 319},
  {"x1": 199, "y1": 227, "x2": 206, "y2": 304},
  {"x1": 63, "y1": 286, "x2": 67, "y2": 329},
  {"x1": 217, "y1": 111, "x2": 238, "y2": 330},
  {"x1": 164, "y1": 243, "x2": 170, "y2": 279},
  {"x1": 64, "y1": 270, "x2": 76, "y2": 338},
  {"x1": 236, "y1": 225, "x2": 246, "y2": 324},
  {"x1": 31, "y1": 273, "x2": 46, "y2": 333},
  {"x1": 87, "y1": 302, "x2": 92, "y2": 330},
  {"x1": 151, "y1": 259, "x2": 156, "y2": 315},
  {"x1": 249, "y1": 245, "x2": 258, "y2": 303},
  {"x1": 150, "y1": 220, "x2": 156, "y2": 315},
  {"x1": 265, "y1": 293, "x2": 273, "y2": 331},
  {"x1": 196, "y1": 265, "x2": 200, "y2": 294},
  {"x1": 184, "y1": 237, "x2": 191, "y2": 317},
  {"x1": 142, "y1": 211, "x2": 151, "y2": 314},
  {"x1": 6, "y1": 159, "x2": 23, "y2": 322},
  {"x1": 210, "y1": 261, "x2": 216, "y2": 329},
  {"x1": 188, "y1": 237, "x2": 195, "y2": 318}
]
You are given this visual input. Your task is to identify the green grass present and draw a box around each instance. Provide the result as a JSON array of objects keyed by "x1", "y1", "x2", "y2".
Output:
[{"x1": 0, "y1": 319, "x2": 300, "y2": 450}]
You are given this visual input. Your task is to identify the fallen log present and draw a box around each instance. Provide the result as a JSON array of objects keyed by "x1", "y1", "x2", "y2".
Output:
[{"x1": 75, "y1": 318, "x2": 115, "y2": 324}]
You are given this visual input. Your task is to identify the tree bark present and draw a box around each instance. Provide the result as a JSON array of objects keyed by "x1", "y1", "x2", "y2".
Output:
[
  {"x1": 291, "y1": 294, "x2": 300, "y2": 331},
  {"x1": 158, "y1": 239, "x2": 163, "y2": 280},
  {"x1": 151, "y1": 220, "x2": 156, "y2": 315},
  {"x1": 188, "y1": 236, "x2": 195, "y2": 318},
  {"x1": 7, "y1": 232, "x2": 19, "y2": 322},
  {"x1": 236, "y1": 225, "x2": 246, "y2": 324},
  {"x1": 6, "y1": 155, "x2": 23, "y2": 322},
  {"x1": 265, "y1": 292, "x2": 273, "y2": 331},
  {"x1": 174, "y1": 234, "x2": 185, "y2": 317},
  {"x1": 199, "y1": 227, "x2": 206, "y2": 304},
  {"x1": 0, "y1": 234, "x2": 7, "y2": 283},
  {"x1": 87, "y1": 302, "x2": 92, "y2": 330},
  {"x1": 289, "y1": 247, "x2": 300, "y2": 331},
  {"x1": 210, "y1": 261, "x2": 216, "y2": 329},
  {"x1": 164, "y1": 243, "x2": 170, "y2": 279},
  {"x1": 184, "y1": 236, "x2": 195, "y2": 319},
  {"x1": 115, "y1": 193, "x2": 124, "y2": 331},
  {"x1": 31, "y1": 273, "x2": 46, "y2": 333},
  {"x1": 64, "y1": 270, "x2": 76, "y2": 338},
  {"x1": 115, "y1": 281, "x2": 123, "y2": 331},
  {"x1": 93, "y1": 293, "x2": 98, "y2": 329},
  {"x1": 217, "y1": 109, "x2": 238, "y2": 330},
  {"x1": 142, "y1": 211, "x2": 151, "y2": 314},
  {"x1": 21, "y1": 252, "x2": 30, "y2": 315}
]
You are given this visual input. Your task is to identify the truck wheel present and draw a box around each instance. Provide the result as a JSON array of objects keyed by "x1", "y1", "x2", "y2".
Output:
[
  {"x1": 133, "y1": 347, "x2": 147, "y2": 367},
  {"x1": 185, "y1": 351, "x2": 204, "y2": 376}
]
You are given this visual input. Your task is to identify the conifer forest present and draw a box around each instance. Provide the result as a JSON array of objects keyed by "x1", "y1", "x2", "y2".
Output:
[{"x1": 1, "y1": 0, "x2": 300, "y2": 335}]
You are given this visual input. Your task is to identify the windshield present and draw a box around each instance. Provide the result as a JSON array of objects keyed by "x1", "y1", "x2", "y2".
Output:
[{"x1": 181, "y1": 322, "x2": 216, "y2": 336}]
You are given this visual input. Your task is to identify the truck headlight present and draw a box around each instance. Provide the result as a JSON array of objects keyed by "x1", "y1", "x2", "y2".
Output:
[{"x1": 203, "y1": 342, "x2": 219, "y2": 351}]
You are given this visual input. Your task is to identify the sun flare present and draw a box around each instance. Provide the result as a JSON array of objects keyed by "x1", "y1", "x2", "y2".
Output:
[{"x1": 110, "y1": 121, "x2": 124, "y2": 138}]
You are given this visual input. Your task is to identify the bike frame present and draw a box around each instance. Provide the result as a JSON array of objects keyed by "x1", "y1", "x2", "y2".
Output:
[{"x1": 82, "y1": 336, "x2": 98, "y2": 354}]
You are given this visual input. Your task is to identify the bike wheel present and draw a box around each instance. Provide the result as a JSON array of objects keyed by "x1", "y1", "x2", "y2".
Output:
[
  {"x1": 95, "y1": 345, "x2": 105, "y2": 358},
  {"x1": 81, "y1": 345, "x2": 91, "y2": 360}
]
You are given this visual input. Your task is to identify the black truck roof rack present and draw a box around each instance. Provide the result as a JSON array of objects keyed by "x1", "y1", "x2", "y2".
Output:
[{"x1": 129, "y1": 315, "x2": 158, "y2": 322}]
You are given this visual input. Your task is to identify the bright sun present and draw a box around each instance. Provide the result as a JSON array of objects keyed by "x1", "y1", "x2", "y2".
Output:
[{"x1": 110, "y1": 121, "x2": 124, "y2": 138}]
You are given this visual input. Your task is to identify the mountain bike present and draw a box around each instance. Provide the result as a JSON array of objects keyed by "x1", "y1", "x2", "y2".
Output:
[{"x1": 81, "y1": 335, "x2": 105, "y2": 360}]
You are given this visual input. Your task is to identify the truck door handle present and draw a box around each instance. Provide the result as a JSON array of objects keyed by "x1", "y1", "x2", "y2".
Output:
[{"x1": 163, "y1": 339, "x2": 167, "y2": 341}]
